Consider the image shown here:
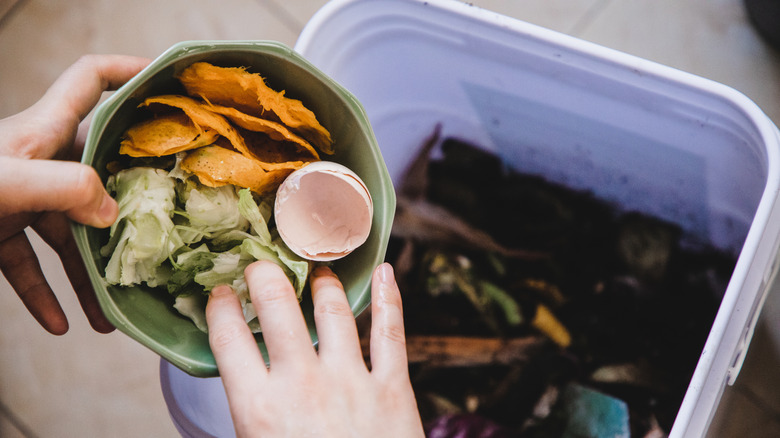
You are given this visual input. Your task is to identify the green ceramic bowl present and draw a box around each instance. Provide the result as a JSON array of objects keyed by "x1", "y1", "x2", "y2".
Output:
[{"x1": 72, "y1": 41, "x2": 395, "y2": 377}]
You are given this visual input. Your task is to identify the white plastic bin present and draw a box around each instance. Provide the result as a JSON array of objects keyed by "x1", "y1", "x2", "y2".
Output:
[{"x1": 161, "y1": 0, "x2": 780, "y2": 436}]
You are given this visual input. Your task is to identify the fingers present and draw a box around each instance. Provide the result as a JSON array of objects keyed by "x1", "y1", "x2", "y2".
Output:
[
  {"x1": 245, "y1": 261, "x2": 317, "y2": 368},
  {"x1": 206, "y1": 285, "x2": 266, "y2": 398},
  {"x1": 0, "y1": 156, "x2": 118, "y2": 228},
  {"x1": 32, "y1": 213, "x2": 114, "y2": 333},
  {"x1": 0, "y1": 54, "x2": 150, "y2": 160},
  {"x1": 209, "y1": 261, "x2": 407, "y2": 383},
  {"x1": 368, "y1": 263, "x2": 410, "y2": 380},
  {"x1": 0, "y1": 230, "x2": 68, "y2": 335},
  {"x1": 310, "y1": 265, "x2": 363, "y2": 366}
]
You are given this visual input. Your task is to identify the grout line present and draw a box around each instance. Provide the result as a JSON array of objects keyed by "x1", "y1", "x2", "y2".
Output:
[
  {"x1": 568, "y1": 0, "x2": 613, "y2": 36},
  {"x1": 253, "y1": 0, "x2": 304, "y2": 36},
  {"x1": 0, "y1": 399, "x2": 40, "y2": 438}
]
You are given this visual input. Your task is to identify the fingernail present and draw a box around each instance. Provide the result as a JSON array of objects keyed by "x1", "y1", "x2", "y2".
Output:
[
  {"x1": 312, "y1": 265, "x2": 334, "y2": 277},
  {"x1": 97, "y1": 193, "x2": 118, "y2": 226},
  {"x1": 210, "y1": 285, "x2": 233, "y2": 297},
  {"x1": 377, "y1": 263, "x2": 395, "y2": 285}
]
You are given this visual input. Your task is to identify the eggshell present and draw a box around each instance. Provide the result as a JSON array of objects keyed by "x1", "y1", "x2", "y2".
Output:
[{"x1": 274, "y1": 161, "x2": 373, "y2": 261}]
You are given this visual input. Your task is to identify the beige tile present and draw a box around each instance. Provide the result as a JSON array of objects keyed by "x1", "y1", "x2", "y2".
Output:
[
  {"x1": 715, "y1": 272, "x2": 780, "y2": 435},
  {"x1": 736, "y1": 295, "x2": 780, "y2": 412},
  {"x1": 0, "y1": 231, "x2": 180, "y2": 438},
  {"x1": 708, "y1": 392, "x2": 780, "y2": 438},
  {"x1": 263, "y1": 0, "x2": 330, "y2": 32},
  {"x1": 707, "y1": 294, "x2": 780, "y2": 436},
  {"x1": 0, "y1": 0, "x2": 299, "y2": 118},
  {"x1": 708, "y1": 372, "x2": 780, "y2": 437},
  {"x1": 0, "y1": 0, "x2": 22, "y2": 21},
  {"x1": 0, "y1": 406, "x2": 29, "y2": 438}
]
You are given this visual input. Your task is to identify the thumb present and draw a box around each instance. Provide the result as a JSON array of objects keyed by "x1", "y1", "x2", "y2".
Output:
[{"x1": 0, "y1": 157, "x2": 117, "y2": 228}]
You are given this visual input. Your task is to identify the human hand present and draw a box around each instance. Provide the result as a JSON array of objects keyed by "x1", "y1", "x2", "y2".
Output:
[
  {"x1": 206, "y1": 261, "x2": 425, "y2": 438},
  {"x1": 0, "y1": 54, "x2": 150, "y2": 335}
]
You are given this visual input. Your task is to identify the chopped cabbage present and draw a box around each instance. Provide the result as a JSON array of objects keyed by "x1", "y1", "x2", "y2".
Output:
[
  {"x1": 173, "y1": 294, "x2": 209, "y2": 333},
  {"x1": 102, "y1": 167, "x2": 310, "y2": 333},
  {"x1": 237, "y1": 189, "x2": 310, "y2": 298},
  {"x1": 177, "y1": 180, "x2": 250, "y2": 244},
  {"x1": 101, "y1": 167, "x2": 183, "y2": 287}
]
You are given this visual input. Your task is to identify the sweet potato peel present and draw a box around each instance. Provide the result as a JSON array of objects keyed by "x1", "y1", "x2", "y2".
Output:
[
  {"x1": 119, "y1": 113, "x2": 219, "y2": 157},
  {"x1": 205, "y1": 103, "x2": 320, "y2": 160},
  {"x1": 140, "y1": 95, "x2": 249, "y2": 156},
  {"x1": 115, "y1": 62, "x2": 333, "y2": 193},
  {"x1": 176, "y1": 62, "x2": 334, "y2": 154},
  {"x1": 181, "y1": 145, "x2": 299, "y2": 195}
]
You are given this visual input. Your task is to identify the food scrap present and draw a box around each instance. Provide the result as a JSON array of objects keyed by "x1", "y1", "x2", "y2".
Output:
[
  {"x1": 101, "y1": 62, "x2": 341, "y2": 333},
  {"x1": 379, "y1": 127, "x2": 736, "y2": 437},
  {"x1": 176, "y1": 62, "x2": 334, "y2": 153},
  {"x1": 274, "y1": 161, "x2": 373, "y2": 261}
]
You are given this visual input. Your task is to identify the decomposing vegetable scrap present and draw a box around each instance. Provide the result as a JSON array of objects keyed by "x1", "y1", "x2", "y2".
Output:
[{"x1": 384, "y1": 127, "x2": 736, "y2": 437}]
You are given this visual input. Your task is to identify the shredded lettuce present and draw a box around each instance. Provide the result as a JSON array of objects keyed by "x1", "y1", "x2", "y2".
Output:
[
  {"x1": 173, "y1": 294, "x2": 209, "y2": 333},
  {"x1": 193, "y1": 245, "x2": 256, "y2": 328},
  {"x1": 167, "y1": 244, "x2": 217, "y2": 297},
  {"x1": 177, "y1": 181, "x2": 250, "y2": 244},
  {"x1": 102, "y1": 167, "x2": 310, "y2": 333},
  {"x1": 102, "y1": 167, "x2": 183, "y2": 287},
  {"x1": 237, "y1": 189, "x2": 310, "y2": 298}
]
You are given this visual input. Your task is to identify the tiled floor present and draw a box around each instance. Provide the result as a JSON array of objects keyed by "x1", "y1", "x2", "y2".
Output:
[{"x1": 1, "y1": 0, "x2": 779, "y2": 437}]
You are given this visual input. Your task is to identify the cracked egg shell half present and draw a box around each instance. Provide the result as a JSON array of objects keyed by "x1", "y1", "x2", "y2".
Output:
[{"x1": 274, "y1": 161, "x2": 373, "y2": 261}]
